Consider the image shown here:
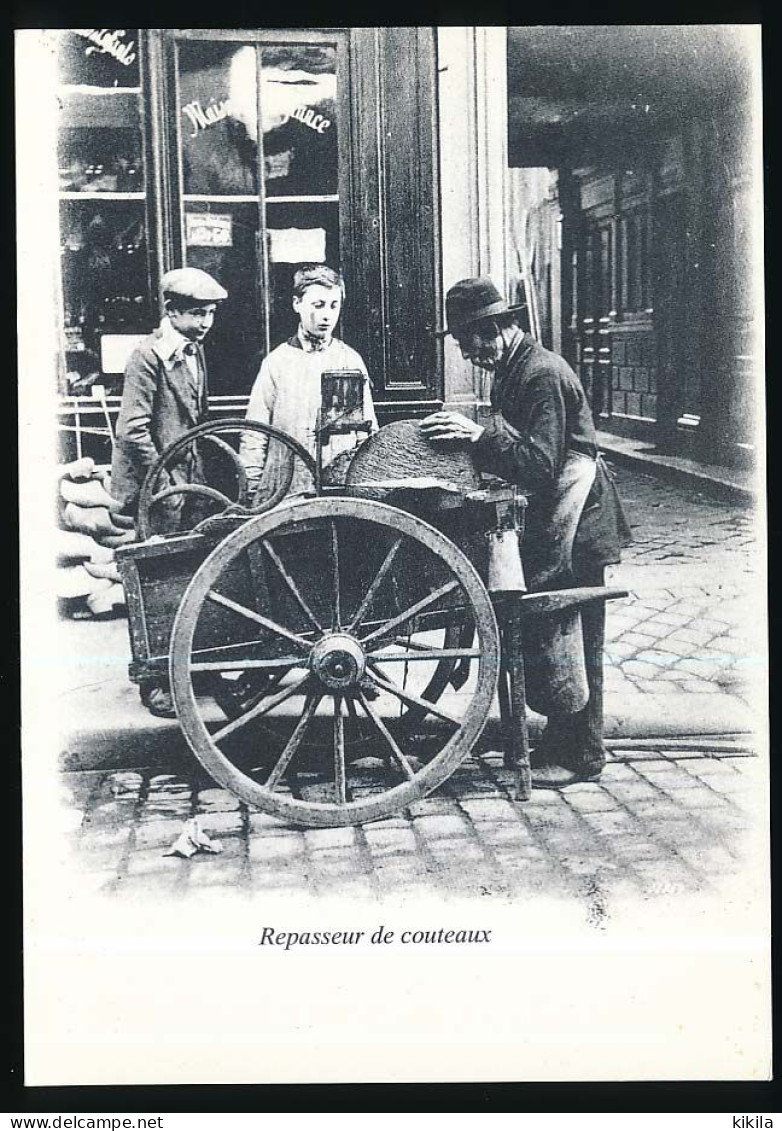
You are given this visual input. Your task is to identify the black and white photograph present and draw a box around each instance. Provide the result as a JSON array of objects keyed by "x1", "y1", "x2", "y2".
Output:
[{"x1": 17, "y1": 24, "x2": 768, "y2": 1086}]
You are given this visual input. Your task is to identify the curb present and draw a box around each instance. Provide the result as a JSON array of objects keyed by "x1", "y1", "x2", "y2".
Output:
[
  {"x1": 597, "y1": 433, "x2": 757, "y2": 505},
  {"x1": 59, "y1": 678, "x2": 757, "y2": 774}
]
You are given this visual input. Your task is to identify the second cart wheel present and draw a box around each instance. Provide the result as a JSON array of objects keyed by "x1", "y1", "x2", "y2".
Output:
[
  {"x1": 169, "y1": 497, "x2": 500, "y2": 827},
  {"x1": 136, "y1": 418, "x2": 317, "y2": 540}
]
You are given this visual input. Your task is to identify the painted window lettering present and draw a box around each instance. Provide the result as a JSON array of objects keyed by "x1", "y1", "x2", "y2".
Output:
[
  {"x1": 73, "y1": 29, "x2": 137, "y2": 67},
  {"x1": 181, "y1": 99, "x2": 233, "y2": 138}
]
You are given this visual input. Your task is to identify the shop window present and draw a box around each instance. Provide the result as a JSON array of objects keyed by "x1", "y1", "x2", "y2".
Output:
[
  {"x1": 57, "y1": 30, "x2": 152, "y2": 397},
  {"x1": 173, "y1": 34, "x2": 343, "y2": 398}
]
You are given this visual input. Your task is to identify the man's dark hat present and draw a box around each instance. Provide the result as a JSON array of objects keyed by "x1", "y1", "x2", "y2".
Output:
[{"x1": 435, "y1": 277, "x2": 525, "y2": 337}]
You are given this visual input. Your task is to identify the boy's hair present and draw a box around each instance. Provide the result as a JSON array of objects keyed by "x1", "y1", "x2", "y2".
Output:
[
  {"x1": 164, "y1": 293, "x2": 206, "y2": 313},
  {"x1": 292, "y1": 264, "x2": 345, "y2": 300}
]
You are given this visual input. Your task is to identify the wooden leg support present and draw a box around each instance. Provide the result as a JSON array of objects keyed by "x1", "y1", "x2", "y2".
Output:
[
  {"x1": 578, "y1": 571, "x2": 608, "y2": 769},
  {"x1": 499, "y1": 604, "x2": 532, "y2": 801}
]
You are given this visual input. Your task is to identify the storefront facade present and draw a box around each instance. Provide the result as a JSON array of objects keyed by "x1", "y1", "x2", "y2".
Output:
[
  {"x1": 52, "y1": 27, "x2": 446, "y2": 460},
  {"x1": 22, "y1": 27, "x2": 762, "y2": 471}
]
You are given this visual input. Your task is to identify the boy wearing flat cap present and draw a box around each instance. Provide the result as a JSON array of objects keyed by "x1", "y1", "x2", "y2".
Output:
[
  {"x1": 110, "y1": 266, "x2": 227, "y2": 715},
  {"x1": 421, "y1": 277, "x2": 631, "y2": 785}
]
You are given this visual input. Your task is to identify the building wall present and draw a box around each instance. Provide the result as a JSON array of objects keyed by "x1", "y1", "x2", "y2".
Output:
[{"x1": 436, "y1": 26, "x2": 508, "y2": 416}]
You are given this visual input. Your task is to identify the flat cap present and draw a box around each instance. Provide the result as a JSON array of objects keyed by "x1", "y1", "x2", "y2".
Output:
[{"x1": 161, "y1": 267, "x2": 228, "y2": 303}]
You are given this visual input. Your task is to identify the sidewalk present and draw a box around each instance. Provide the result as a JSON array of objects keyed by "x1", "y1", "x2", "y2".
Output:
[
  {"x1": 56, "y1": 460, "x2": 764, "y2": 773},
  {"x1": 51, "y1": 460, "x2": 766, "y2": 904}
]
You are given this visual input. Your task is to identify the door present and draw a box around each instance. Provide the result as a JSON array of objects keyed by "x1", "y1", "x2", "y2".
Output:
[{"x1": 164, "y1": 30, "x2": 349, "y2": 399}]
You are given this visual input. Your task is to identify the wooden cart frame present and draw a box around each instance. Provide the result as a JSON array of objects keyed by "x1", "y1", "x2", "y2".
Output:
[{"x1": 116, "y1": 418, "x2": 625, "y2": 828}]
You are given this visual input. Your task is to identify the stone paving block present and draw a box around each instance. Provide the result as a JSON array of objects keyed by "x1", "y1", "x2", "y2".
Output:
[
  {"x1": 372, "y1": 859, "x2": 431, "y2": 886},
  {"x1": 304, "y1": 826, "x2": 358, "y2": 850},
  {"x1": 669, "y1": 787, "x2": 734, "y2": 810},
  {"x1": 602, "y1": 836, "x2": 674, "y2": 862},
  {"x1": 647, "y1": 818, "x2": 714, "y2": 848},
  {"x1": 248, "y1": 811, "x2": 292, "y2": 834},
  {"x1": 248, "y1": 833, "x2": 304, "y2": 862},
  {"x1": 84, "y1": 799, "x2": 140, "y2": 827},
  {"x1": 309, "y1": 847, "x2": 370, "y2": 875},
  {"x1": 651, "y1": 611, "x2": 693, "y2": 627},
  {"x1": 621, "y1": 660, "x2": 662, "y2": 679},
  {"x1": 405, "y1": 796, "x2": 462, "y2": 818},
  {"x1": 124, "y1": 846, "x2": 190, "y2": 879},
  {"x1": 246, "y1": 869, "x2": 313, "y2": 894},
  {"x1": 630, "y1": 680, "x2": 684, "y2": 695},
  {"x1": 200, "y1": 810, "x2": 243, "y2": 835},
  {"x1": 603, "y1": 780, "x2": 668, "y2": 804},
  {"x1": 686, "y1": 759, "x2": 744, "y2": 778},
  {"x1": 363, "y1": 826, "x2": 420, "y2": 855},
  {"x1": 617, "y1": 632, "x2": 661, "y2": 649},
  {"x1": 412, "y1": 813, "x2": 473, "y2": 839},
  {"x1": 72, "y1": 842, "x2": 129, "y2": 875},
  {"x1": 671, "y1": 848, "x2": 744, "y2": 878},
  {"x1": 476, "y1": 822, "x2": 536, "y2": 847},
  {"x1": 426, "y1": 839, "x2": 488, "y2": 864},
  {"x1": 627, "y1": 862, "x2": 702, "y2": 895},
  {"x1": 459, "y1": 796, "x2": 521, "y2": 821},
  {"x1": 580, "y1": 809, "x2": 641, "y2": 836},
  {"x1": 196, "y1": 788, "x2": 241, "y2": 812},
  {"x1": 187, "y1": 857, "x2": 246, "y2": 887},
  {"x1": 134, "y1": 818, "x2": 189, "y2": 850},
  {"x1": 564, "y1": 789, "x2": 622, "y2": 812}
]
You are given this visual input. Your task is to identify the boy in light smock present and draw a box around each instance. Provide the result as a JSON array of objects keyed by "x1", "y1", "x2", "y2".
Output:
[{"x1": 242, "y1": 265, "x2": 378, "y2": 496}]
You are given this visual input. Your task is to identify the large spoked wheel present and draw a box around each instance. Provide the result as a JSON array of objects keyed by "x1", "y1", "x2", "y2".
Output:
[
  {"x1": 169, "y1": 497, "x2": 500, "y2": 828},
  {"x1": 136, "y1": 418, "x2": 317, "y2": 540}
]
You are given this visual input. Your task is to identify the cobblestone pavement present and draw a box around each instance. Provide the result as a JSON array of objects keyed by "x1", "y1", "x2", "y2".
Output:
[
  {"x1": 57, "y1": 463, "x2": 767, "y2": 902},
  {"x1": 603, "y1": 465, "x2": 762, "y2": 703},
  {"x1": 63, "y1": 747, "x2": 761, "y2": 907}
]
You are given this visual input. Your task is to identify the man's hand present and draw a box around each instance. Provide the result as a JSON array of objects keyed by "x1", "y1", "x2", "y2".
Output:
[{"x1": 419, "y1": 411, "x2": 485, "y2": 443}]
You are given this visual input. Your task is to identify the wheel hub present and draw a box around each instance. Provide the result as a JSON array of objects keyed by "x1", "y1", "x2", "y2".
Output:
[{"x1": 309, "y1": 633, "x2": 366, "y2": 690}]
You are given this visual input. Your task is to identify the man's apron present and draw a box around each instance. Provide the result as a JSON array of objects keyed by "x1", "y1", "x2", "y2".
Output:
[{"x1": 521, "y1": 449, "x2": 597, "y2": 716}]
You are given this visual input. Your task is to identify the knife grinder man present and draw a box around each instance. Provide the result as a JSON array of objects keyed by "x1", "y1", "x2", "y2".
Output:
[
  {"x1": 110, "y1": 266, "x2": 228, "y2": 717},
  {"x1": 421, "y1": 277, "x2": 631, "y2": 785}
]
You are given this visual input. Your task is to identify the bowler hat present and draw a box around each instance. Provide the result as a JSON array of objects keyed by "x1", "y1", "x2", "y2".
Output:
[
  {"x1": 436, "y1": 277, "x2": 525, "y2": 337},
  {"x1": 162, "y1": 267, "x2": 228, "y2": 304}
]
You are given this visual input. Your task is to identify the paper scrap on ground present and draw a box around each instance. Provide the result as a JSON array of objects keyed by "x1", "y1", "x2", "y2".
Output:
[{"x1": 164, "y1": 818, "x2": 223, "y2": 859}]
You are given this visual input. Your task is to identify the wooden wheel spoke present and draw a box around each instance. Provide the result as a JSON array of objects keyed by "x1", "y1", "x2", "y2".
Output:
[
  {"x1": 357, "y1": 691, "x2": 416, "y2": 781},
  {"x1": 347, "y1": 537, "x2": 404, "y2": 632},
  {"x1": 367, "y1": 666, "x2": 463, "y2": 727},
  {"x1": 359, "y1": 579, "x2": 461, "y2": 647},
  {"x1": 190, "y1": 655, "x2": 303, "y2": 673},
  {"x1": 261, "y1": 539, "x2": 323, "y2": 633},
  {"x1": 265, "y1": 694, "x2": 322, "y2": 792},
  {"x1": 331, "y1": 520, "x2": 341, "y2": 628},
  {"x1": 212, "y1": 672, "x2": 311, "y2": 744},
  {"x1": 206, "y1": 590, "x2": 311, "y2": 651},
  {"x1": 237, "y1": 668, "x2": 292, "y2": 717},
  {"x1": 333, "y1": 696, "x2": 347, "y2": 804},
  {"x1": 369, "y1": 648, "x2": 482, "y2": 663}
]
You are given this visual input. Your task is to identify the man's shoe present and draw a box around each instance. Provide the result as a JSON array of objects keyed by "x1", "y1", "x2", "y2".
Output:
[
  {"x1": 141, "y1": 685, "x2": 177, "y2": 719},
  {"x1": 566, "y1": 747, "x2": 607, "y2": 780},
  {"x1": 530, "y1": 761, "x2": 581, "y2": 790}
]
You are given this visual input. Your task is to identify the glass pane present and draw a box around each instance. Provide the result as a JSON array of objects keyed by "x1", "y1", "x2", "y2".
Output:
[
  {"x1": 60, "y1": 200, "x2": 150, "y2": 391},
  {"x1": 184, "y1": 202, "x2": 263, "y2": 397},
  {"x1": 265, "y1": 200, "x2": 340, "y2": 346},
  {"x1": 58, "y1": 90, "x2": 143, "y2": 193},
  {"x1": 58, "y1": 29, "x2": 141, "y2": 88},
  {"x1": 260, "y1": 44, "x2": 338, "y2": 198},
  {"x1": 177, "y1": 41, "x2": 259, "y2": 196}
]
